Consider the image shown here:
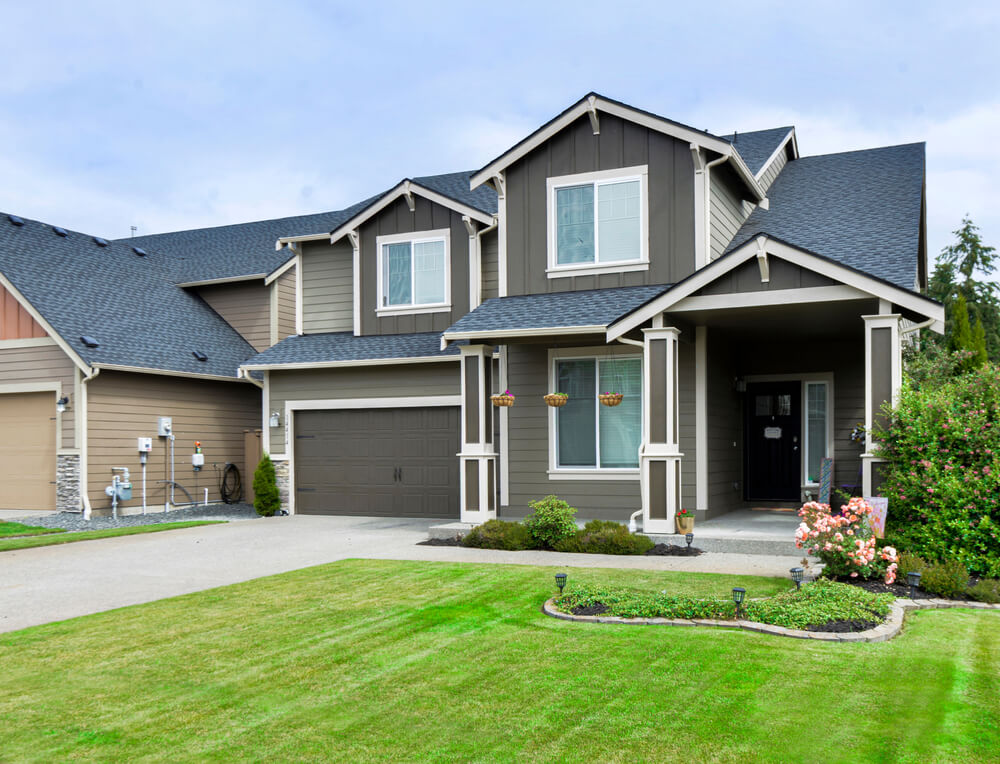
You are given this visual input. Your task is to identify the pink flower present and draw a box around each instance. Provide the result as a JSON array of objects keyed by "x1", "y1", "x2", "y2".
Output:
[{"x1": 850, "y1": 572, "x2": 859, "y2": 578}]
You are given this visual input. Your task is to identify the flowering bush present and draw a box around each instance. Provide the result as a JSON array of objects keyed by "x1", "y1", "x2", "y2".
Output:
[{"x1": 795, "y1": 498, "x2": 898, "y2": 583}]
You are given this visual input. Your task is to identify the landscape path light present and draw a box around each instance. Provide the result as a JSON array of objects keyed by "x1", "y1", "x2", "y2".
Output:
[
  {"x1": 555, "y1": 573, "x2": 567, "y2": 594},
  {"x1": 907, "y1": 571, "x2": 922, "y2": 599},
  {"x1": 685, "y1": 532, "x2": 694, "y2": 549},
  {"x1": 732, "y1": 586, "x2": 746, "y2": 619},
  {"x1": 790, "y1": 567, "x2": 804, "y2": 590}
]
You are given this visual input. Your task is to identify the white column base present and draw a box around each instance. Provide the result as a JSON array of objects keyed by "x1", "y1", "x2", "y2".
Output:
[
  {"x1": 641, "y1": 452, "x2": 683, "y2": 535},
  {"x1": 860, "y1": 454, "x2": 886, "y2": 497},
  {"x1": 459, "y1": 454, "x2": 497, "y2": 524}
]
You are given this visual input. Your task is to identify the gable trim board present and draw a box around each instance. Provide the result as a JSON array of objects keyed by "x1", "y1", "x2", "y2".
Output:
[
  {"x1": 470, "y1": 93, "x2": 766, "y2": 203},
  {"x1": 91, "y1": 363, "x2": 251, "y2": 384},
  {"x1": 264, "y1": 255, "x2": 297, "y2": 285},
  {"x1": 444, "y1": 325, "x2": 608, "y2": 343},
  {"x1": 176, "y1": 274, "x2": 266, "y2": 288},
  {"x1": 0, "y1": 336, "x2": 57, "y2": 349},
  {"x1": 606, "y1": 235, "x2": 944, "y2": 341},
  {"x1": 242, "y1": 354, "x2": 461, "y2": 372},
  {"x1": 753, "y1": 128, "x2": 798, "y2": 182}
]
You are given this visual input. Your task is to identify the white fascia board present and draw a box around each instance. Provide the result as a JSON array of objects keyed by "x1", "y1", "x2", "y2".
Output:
[
  {"x1": 329, "y1": 182, "x2": 493, "y2": 246},
  {"x1": 240, "y1": 354, "x2": 460, "y2": 372},
  {"x1": 90, "y1": 363, "x2": 251, "y2": 384},
  {"x1": 264, "y1": 256, "x2": 297, "y2": 285},
  {"x1": 443, "y1": 325, "x2": 607, "y2": 342},
  {"x1": 671, "y1": 285, "x2": 869, "y2": 312},
  {"x1": 752, "y1": 128, "x2": 796, "y2": 181},
  {"x1": 0, "y1": 269, "x2": 92, "y2": 375},
  {"x1": 176, "y1": 273, "x2": 266, "y2": 288},
  {"x1": 275, "y1": 232, "x2": 331, "y2": 249},
  {"x1": 606, "y1": 236, "x2": 945, "y2": 340}
]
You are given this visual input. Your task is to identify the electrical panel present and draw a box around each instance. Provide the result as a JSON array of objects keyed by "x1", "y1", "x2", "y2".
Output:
[
  {"x1": 157, "y1": 417, "x2": 172, "y2": 437},
  {"x1": 137, "y1": 437, "x2": 153, "y2": 453}
]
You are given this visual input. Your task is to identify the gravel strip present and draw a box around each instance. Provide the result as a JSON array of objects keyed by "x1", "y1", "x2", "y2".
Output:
[{"x1": 8, "y1": 504, "x2": 259, "y2": 531}]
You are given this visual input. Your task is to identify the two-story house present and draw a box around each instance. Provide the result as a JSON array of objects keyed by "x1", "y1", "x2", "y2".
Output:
[{"x1": 241, "y1": 92, "x2": 944, "y2": 532}]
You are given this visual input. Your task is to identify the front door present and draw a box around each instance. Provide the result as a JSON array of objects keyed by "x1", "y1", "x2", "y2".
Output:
[{"x1": 744, "y1": 382, "x2": 801, "y2": 502}]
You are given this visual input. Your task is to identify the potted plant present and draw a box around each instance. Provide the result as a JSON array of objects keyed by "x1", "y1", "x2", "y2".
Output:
[
  {"x1": 543, "y1": 392, "x2": 569, "y2": 407},
  {"x1": 491, "y1": 389, "x2": 515, "y2": 407},
  {"x1": 675, "y1": 507, "x2": 694, "y2": 534},
  {"x1": 599, "y1": 392, "x2": 624, "y2": 407}
]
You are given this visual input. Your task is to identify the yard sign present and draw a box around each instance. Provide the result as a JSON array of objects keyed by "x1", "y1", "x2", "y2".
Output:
[
  {"x1": 867, "y1": 496, "x2": 889, "y2": 538},
  {"x1": 818, "y1": 458, "x2": 834, "y2": 505}
]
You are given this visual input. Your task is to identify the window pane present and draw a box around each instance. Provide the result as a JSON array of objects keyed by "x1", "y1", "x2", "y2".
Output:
[
  {"x1": 806, "y1": 383, "x2": 827, "y2": 483},
  {"x1": 384, "y1": 243, "x2": 411, "y2": 306},
  {"x1": 557, "y1": 360, "x2": 596, "y2": 467},
  {"x1": 598, "y1": 358, "x2": 642, "y2": 468},
  {"x1": 556, "y1": 185, "x2": 595, "y2": 264},
  {"x1": 597, "y1": 180, "x2": 640, "y2": 262},
  {"x1": 413, "y1": 239, "x2": 446, "y2": 304}
]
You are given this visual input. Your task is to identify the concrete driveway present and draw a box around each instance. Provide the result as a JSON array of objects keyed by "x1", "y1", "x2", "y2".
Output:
[{"x1": 0, "y1": 515, "x2": 805, "y2": 633}]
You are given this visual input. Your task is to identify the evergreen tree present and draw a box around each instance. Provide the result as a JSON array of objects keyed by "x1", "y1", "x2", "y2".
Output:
[
  {"x1": 253, "y1": 453, "x2": 281, "y2": 517},
  {"x1": 972, "y1": 319, "x2": 989, "y2": 368}
]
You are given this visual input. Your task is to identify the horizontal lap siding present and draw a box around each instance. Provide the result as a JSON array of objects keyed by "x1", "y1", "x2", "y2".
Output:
[
  {"x1": 0, "y1": 341, "x2": 76, "y2": 448},
  {"x1": 758, "y1": 146, "x2": 789, "y2": 191},
  {"x1": 706, "y1": 331, "x2": 743, "y2": 516},
  {"x1": 276, "y1": 266, "x2": 297, "y2": 341},
  {"x1": 678, "y1": 342, "x2": 696, "y2": 510},
  {"x1": 709, "y1": 168, "x2": 749, "y2": 259},
  {"x1": 302, "y1": 241, "x2": 353, "y2": 334},
  {"x1": 86, "y1": 371, "x2": 260, "y2": 511},
  {"x1": 196, "y1": 282, "x2": 270, "y2": 352},
  {"x1": 481, "y1": 229, "x2": 499, "y2": 300}
]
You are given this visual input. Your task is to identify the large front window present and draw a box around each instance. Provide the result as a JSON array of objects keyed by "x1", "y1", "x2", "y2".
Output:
[
  {"x1": 554, "y1": 356, "x2": 642, "y2": 469},
  {"x1": 377, "y1": 231, "x2": 449, "y2": 312}
]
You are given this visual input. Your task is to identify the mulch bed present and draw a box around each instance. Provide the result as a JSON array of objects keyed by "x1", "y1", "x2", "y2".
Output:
[
  {"x1": 644, "y1": 543, "x2": 703, "y2": 557},
  {"x1": 806, "y1": 618, "x2": 881, "y2": 633},
  {"x1": 838, "y1": 576, "x2": 979, "y2": 602},
  {"x1": 417, "y1": 537, "x2": 463, "y2": 546},
  {"x1": 571, "y1": 604, "x2": 610, "y2": 616}
]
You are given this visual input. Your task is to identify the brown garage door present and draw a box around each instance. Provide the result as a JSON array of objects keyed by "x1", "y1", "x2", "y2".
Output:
[
  {"x1": 0, "y1": 392, "x2": 56, "y2": 510},
  {"x1": 294, "y1": 407, "x2": 459, "y2": 518}
]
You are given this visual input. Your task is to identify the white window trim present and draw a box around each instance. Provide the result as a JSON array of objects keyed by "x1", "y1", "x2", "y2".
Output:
[
  {"x1": 744, "y1": 372, "x2": 835, "y2": 491},
  {"x1": 546, "y1": 165, "x2": 649, "y2": 278},
  {"x1": 375, "y1": 228, "x2": 451, "y2": 316},
  {"x1": 547, "y1": 345, "x2": 642, "y2": 479}
]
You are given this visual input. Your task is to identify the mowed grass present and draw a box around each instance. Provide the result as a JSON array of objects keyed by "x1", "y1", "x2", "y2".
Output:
[
  {"x1": 1, "y1": 560, "x2": 998, "y2": 763},
  {"x1": 0, "y1": 521, "x2": 64, "y2": 539},
  {"x1": 0, "y1": 521, "x2": 224, "y2": 552}
]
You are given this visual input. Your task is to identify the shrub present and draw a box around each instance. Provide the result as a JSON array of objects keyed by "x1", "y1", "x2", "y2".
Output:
[
  {"x1": 875, "y1": 363, "x2": 1000, "y2": 576},
  {"x1": 252, "y1": 453, "x2": 281, "y2": 517},
  {"x1": 968, "y1": 578, "x2": 1000, "y2": 603},
  {"x1": 920, "y1": 560, "x2": 969, "y2": 599},
  {"x1": 461, "y1": 519, "x2": 534, "y2": 551},
  {"x1": 524, "y1": 495, "x2": 578, "y2": 548},
  {"x1": 896, "y1": 552, "x2": 927, "y2": 583},
  {"x1": 553, "y1": 520, "x2": 654, "y2": 555},
  {"x1": 796, "y1": 498, "x2": 898, "y2": 582}
]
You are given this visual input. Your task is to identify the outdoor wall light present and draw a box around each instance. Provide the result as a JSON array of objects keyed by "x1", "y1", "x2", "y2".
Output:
[
  {"x1": 790, "y1": 567, "x2": 804, "y2": 590},
  {"x1": 555, "y1": 573, "x2": 567, "y2": 594},
  {"x1": 269, "y1": 411, "x2": 281, "y2": 428},
  {"x1": 907, "y1": 571, "x2": 922, "y2": 599},
  {"x1": 732, "y1": 586, "x2": 746, "y2": 619},
  {"x1": 685, "y1": 532, "x2": 694, "y2": 548},
  {"x1": 56, "y1": 396, "x2": 69, "y2": 414}
]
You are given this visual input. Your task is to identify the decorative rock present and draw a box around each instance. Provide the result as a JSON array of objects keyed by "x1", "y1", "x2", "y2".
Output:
[
  {"x1": 56, "y1": 454, "x2": 81, "y2": 512},
  {"x1": 273, "y1": 459, "x2": 290, "y2": 513}
]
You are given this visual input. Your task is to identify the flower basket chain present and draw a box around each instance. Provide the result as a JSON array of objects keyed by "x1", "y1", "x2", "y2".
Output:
[
  {"x1": 599, "y1": 393, "x2": 624, "y2": 407},
  {"x1": 544, "y1": 393, "x2": 568, "y2": 408}
]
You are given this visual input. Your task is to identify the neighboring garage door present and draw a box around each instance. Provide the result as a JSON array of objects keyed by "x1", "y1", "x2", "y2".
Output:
[
  {"x1": 0, "y1": 392, "x2": 56, "y2": 510},
  {"x1": 294, "y1": 407, "x2": 460, "y2": 518}
]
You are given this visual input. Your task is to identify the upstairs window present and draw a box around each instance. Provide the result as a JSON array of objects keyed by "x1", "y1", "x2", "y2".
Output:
[
  {"x1": 376, "y1": 230, "x2": 450, "y2": 314},
  {"x1": 547, "y1": 166, "x2": 648, "y2": 276}
]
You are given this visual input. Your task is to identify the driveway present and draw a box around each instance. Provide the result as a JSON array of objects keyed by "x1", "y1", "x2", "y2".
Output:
[{"x1": 0, "y1": 515, "x2": 805, "y2": 633}]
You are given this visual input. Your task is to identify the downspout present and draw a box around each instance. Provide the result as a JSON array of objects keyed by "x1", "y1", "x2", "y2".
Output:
[{"x1": 79, "y1": 366, "x2": 101, "y2": 520}]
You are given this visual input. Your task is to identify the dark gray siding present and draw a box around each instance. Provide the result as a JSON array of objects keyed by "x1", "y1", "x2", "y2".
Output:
[
  {"x1": 706, "y1": 329, "x2": 743, "y2": 518},
  {"x1": 710, "y1": 165, "x2": 750, "y2": 260},
  {"x1": 694, "y1": 256, "x2": 837, "y2": 295},
  {"x1": 301, "y1": 239, "x2": 353, "y2": 334},
  {"x1": 359, "y1": 196, "x2": 470, "y2": 336},
  {"x1": 504, "y1": 113, "x2": 696, "y2": 296},
  {"x1": 481, "y1": 228, "x2": 499, "y2": 300}
]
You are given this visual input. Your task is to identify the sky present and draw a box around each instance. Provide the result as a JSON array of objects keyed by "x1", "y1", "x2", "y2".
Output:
[{"x1": 1, "y1": 0, "x2": 998, "y2": 269}]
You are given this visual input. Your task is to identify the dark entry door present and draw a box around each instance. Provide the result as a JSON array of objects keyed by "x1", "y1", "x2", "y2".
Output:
[{"x1": 745, "y1": 382, "x2": 801, "y2": 502}]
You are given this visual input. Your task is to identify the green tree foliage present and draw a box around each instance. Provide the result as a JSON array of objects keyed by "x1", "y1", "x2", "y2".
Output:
[
  {"x1": 253, "y1": 453, "x2": 281, "y2": 517},
  {"x1": 947, "y1": 295, "x2": 987, "y2": 373}
]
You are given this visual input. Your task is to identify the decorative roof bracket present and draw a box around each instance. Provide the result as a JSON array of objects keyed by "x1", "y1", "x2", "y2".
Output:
[
  {"x1": 402, "y1": 181, "x2": 416, "y2": 212},
  {"x1": 755, "y1": 235, "x2": 770, "y2": 283},
  {"x1": 587, "y1": 95, "x2": 600, "y2": 135}
]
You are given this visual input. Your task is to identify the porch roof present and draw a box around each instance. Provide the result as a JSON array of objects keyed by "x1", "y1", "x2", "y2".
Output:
[
  {"x1": 443, "y1": 284, "x2": 671, "y2": 341},
  {"x1": 241, "y1": 331, "x2": 464, "y2": 370}
]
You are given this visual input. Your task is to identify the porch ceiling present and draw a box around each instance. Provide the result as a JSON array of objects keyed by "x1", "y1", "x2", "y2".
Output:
[{"x1": 666, "y1": 297, "x2": 878, "y2": 340}]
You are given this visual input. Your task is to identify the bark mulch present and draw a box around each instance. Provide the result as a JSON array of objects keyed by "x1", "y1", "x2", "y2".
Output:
[{"x1": 644, "y1": 543, "x2": 704, "y2": 557}]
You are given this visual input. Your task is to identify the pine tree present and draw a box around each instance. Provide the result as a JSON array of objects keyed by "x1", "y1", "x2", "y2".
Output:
[
  {"x1": 972, "y1": 318, "x2": 989, "y2": 368},
  {"x1": 937, "y1": 217, "x2": 1000, "y2": 359},
  {"x1": 253, "y1": 453, "x2": 281, "y2": 517}
]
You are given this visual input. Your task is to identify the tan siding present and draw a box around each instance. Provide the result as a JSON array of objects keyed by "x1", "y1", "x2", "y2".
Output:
[
  {"x1": 86, "y1": 371, "x2": 260, "y2": 512},
  {"x1": 0, "y1": 341, "x2": 76, "y2": 448},
  {"x1": 481, "y1": 229, "x2": 499, "y2": 300},
  {"x1": 710, "y1": 168, "x2": 750, "y2": 260},
  {"x1": 196, "y1": 281, "x2": 270, "y2": 352},
  {"x1": 268, "y1": 362, "x2": 460, "y2": 452},
  {"x1": 276, "y1": 265, "x2": 297, "y2": 340},
  {"x1": 758, "y1": 145, "x2": 789, "y2": 191},
  {"x1": 1, "y1": 283, "x2": 46, "y2": 339},
  {"x1": 301, "y1": 240, "x2": 353, "y2": 334}
]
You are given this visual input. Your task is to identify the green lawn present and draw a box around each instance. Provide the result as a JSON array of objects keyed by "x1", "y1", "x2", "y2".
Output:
[
  {"x1": 0, "y1": 521, "x2": 224, "y2": 552},
  {"x1": 0, "y1": 521, "x2": 64, "y2": 539},
  {"x1": 1, "y1": 560, "x2": 998, "y2": 762}
]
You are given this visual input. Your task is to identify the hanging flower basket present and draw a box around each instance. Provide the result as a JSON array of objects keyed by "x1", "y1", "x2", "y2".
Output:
[
  {"x1": 543, "y1": 393, "x2": 569, "y2": 408},
  {"x1": 599, "y1": 392, "x2": 624, "y2": 407},
  {"x1": 491, "y1": 390, "x2": 515, "y2": 407}
]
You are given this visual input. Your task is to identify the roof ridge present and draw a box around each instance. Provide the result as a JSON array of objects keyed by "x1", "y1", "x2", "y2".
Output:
[{"x1": 795, "y1": 141, "x2": 925, "y2": 162}]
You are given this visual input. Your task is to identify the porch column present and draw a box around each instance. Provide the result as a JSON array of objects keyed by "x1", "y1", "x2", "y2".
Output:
[
  {"x1": 459, "y1": 344, "x2": 497, "y2": 523},
  {"x1": 861, "y1": 314, "x2": 902, "y2": 496},
  {"x1": 641, "y1": 327, "x2": 683, "y2": 534}
]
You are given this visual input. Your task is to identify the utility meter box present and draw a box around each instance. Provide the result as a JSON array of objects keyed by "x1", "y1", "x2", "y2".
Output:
[
  {"x1": 191, "y1": 453, "x2": 205, "y2": 467},
  {"x1": 157, "y1": 417, "x2": 172, "y2": 437},
  {"x1": 137, "y1": 437, "x2": 153, "y2": 453}
]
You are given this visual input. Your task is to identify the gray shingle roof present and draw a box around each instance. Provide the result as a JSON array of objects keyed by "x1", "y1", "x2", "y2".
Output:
[
  {"x1": 0, "y1": 213, "x2": 256, "y2": 378},
  {"x1": 725, "y1": 143, "x2": 925, "y2": 289},
  {"x1": 243, "y1": 331, "x2": 463, "y2": 367},
  {"x1": 444, "y1": 285, "x2": 671, "y2": 336},
  {"x1": 721, "y1": 127, "x2": 794, "y2": 176},
  {"x1": 412, "y1": 171, "x2": 498, "y2": 215}
]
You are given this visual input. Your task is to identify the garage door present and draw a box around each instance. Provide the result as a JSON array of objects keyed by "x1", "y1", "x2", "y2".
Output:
[
  {"x1": 294, "y1": 407, "x2": 460, "y2": 518},
  {"x1": 0, "y1": 392, "x2": 56, "y2": 510}
]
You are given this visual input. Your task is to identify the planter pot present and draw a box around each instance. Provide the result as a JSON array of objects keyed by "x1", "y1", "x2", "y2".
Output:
[
  {"x1": 599, "y1": 393, "x2": 624, "y2": 407},
  {"x1": 491, "y1": 394, "x2": 515, "y2": 407},
  {"x1": 675, "y1": 514, "x2": 694, "y2": 534},
  {"x1": 543, "y1": 394, "x2": 568, "y2": 408}
]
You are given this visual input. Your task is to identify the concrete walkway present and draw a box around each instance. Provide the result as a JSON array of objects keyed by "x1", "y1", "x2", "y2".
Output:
[{"x1": 0, "y1": 515, "x2": 806, "y2": 634}]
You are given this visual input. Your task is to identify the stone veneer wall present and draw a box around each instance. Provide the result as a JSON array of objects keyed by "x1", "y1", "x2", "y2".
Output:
[
  {"x1": 273, "y1": 458, "x2": 290, "y2": 513},
  {"x1": 56, "y1": 453, "x2": 81, "y2": 512}
]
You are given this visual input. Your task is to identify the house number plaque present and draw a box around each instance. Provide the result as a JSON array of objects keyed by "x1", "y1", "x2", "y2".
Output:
[{"x1": 763, "y1": 427, "x2": 782, "y2": 439}]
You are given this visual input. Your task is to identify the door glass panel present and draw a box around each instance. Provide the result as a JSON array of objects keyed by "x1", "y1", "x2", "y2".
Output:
[
  {"x1": 806, "y1": 383, "x2": 827, "y2": 483},
  {"x1": 755, "y1": 395, "x2": 773, "y2": 416},
  {"x1": 777, "y1": 394, "x2": 791, "y2": 416}
]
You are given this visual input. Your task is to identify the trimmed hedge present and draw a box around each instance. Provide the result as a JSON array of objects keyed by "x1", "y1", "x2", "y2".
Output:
[
  {"x1": 554, "y1": 520, "x2": 654, "y2": 555},
  {"x1": 461, "y1": 520, "x2": 535, "y2": 551}
]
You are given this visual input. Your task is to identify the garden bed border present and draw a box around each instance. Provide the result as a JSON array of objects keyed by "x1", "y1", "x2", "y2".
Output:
[{"x1": 542, "y1": 597, "x2": 1000, "y2": 642}]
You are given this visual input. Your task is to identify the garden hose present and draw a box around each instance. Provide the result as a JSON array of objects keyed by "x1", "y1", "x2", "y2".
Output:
[{"x1": 220, "y1": 462, "x2": 242, "y2": 504}]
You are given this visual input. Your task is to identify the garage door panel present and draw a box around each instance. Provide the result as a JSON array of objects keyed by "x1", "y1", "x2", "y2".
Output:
[{"x1": 0, "y1": 392, "x2": 57, "y2": 510}]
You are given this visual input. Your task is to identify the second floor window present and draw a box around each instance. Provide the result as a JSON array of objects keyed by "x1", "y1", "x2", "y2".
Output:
[{"x1": 377, "y1": 230, "x2": 450, "y2": 312}]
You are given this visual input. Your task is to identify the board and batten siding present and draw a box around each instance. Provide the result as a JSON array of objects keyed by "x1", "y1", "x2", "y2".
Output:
[
  {"x1": 709, "y1": 166, "x2": 750, "y2": 260},
  {"x1": 694, "y1": 256, "x2": 838, "y2": 295},
  {"x1": 196, "y1": 281, "x2": 271, "y2": 352},
  {"x1": 301, "y1": 240, "x2": 353, "y2": 334},
  {"x1": 273, "y1": 265, "x2": 297, "y2": 344},
  {"x1": 502, "y1": 342, "x2": 695, "y2": 521},
  {"x1": 0, "y1": 340, "x2": 76, "y2": 448},
  {"x1": 758, "y1": 144, "x2": 790, "y2": 191},
  {"x1": 504, "y1": 113, "x2": 696, "y2": 296},
  {"x1": 481, "y1": 228, "x2": 499, "y2": 301},
  {"x1": 267, "y1": 362, "x2": 461, "y2": 452},
  {"x1": 86, "y1": 370, "x2": 260, "y2": 512},
  {"x1": 1, "y1": 283, "x2": 46, "y2": 339},
  {"x1": 358, "y1": 196, "x2": 471, "y2": 336}
]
